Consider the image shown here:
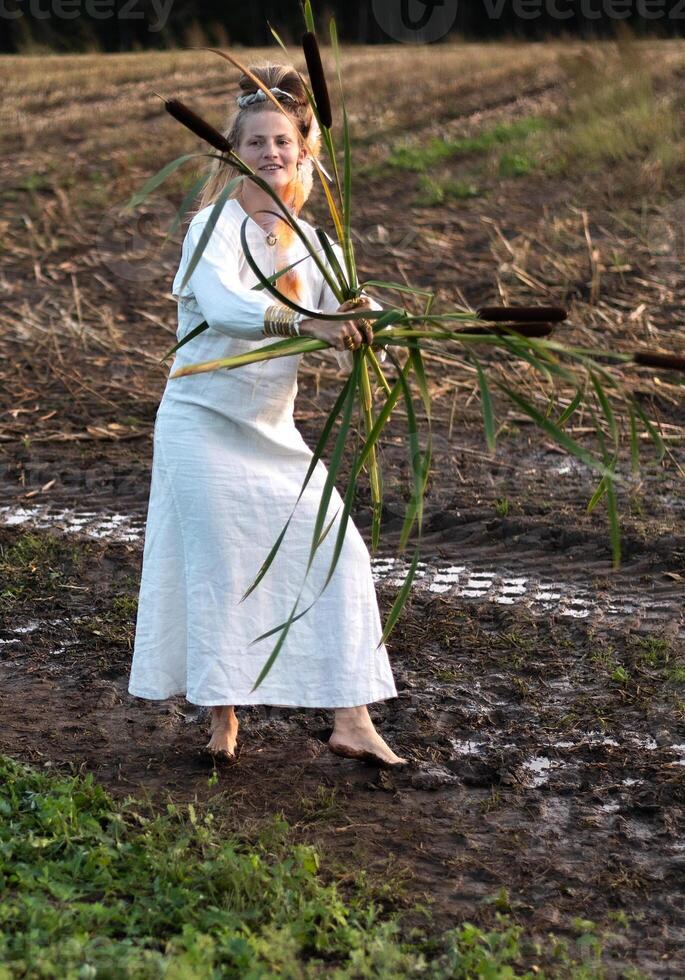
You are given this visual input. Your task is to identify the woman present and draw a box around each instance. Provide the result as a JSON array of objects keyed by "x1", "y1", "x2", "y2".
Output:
[{"x1": 128, "y1": 64, "x2": 405, "y2": 767}]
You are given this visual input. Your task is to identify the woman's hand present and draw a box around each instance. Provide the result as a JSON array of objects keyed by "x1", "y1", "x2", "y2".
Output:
[{"x1": 299, "y1": 296, "x2": 375, "y2": 351}]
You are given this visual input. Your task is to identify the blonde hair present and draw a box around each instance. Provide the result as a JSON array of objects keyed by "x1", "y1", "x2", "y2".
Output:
[{"x1": 190, "y1": 64, "x2": 322, "y2": 304}]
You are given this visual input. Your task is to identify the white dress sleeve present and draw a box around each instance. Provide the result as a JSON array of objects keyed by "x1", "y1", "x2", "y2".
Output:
[
  {"x1": 172, "y1": 215, "x2": 273, "y2": 340},
  {"x1": 315, "y1": 237, "x2": 386, "y2": 371}
]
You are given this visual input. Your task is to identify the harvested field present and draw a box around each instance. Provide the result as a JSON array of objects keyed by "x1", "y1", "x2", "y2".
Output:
[{"x1": 1, "y1": 40, "x2": 684, "y2": 977}]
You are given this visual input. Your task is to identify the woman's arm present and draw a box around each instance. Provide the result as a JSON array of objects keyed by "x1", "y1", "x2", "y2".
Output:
[{"x1": 173, "y1": 216, "x2": 275, "y2": 340}]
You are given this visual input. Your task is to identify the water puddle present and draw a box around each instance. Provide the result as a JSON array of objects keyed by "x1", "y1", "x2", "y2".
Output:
[
  {"x1": 449, "y1": 730, "x2": 682, "y2": 785},
  {"x1": 0, "y1": 617, "x2": 79, "y2": 665}
]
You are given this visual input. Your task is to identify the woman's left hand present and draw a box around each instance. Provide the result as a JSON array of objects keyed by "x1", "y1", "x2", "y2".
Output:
[{"x1": 335, "y1": 296, "x2": 375, "y2": 348}]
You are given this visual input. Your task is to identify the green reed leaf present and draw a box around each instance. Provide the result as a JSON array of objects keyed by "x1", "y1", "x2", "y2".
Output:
[
  {"x1": 360, "y1": 357, "x2": 382, "y2": 551},
  {"x1": 379, "y1": 548, "x2": 420, "y2": 647},
  {"x1": 177, "y1": 177, "x2": 244, "y2": 295},
  {"x1": 250, "y1": 360, "x2": 362, "y2": 660},
  {"x1": 164, "y1": 174, "x2": 209, "y2": 242},
  {"x1": 124, "y1": 152, "x2": 206, "y2": 211},
  {"x1": 587, "y1": 475, "x2": 608, "y2": 513},
  {"x1": 631, "y1": 399, "x2": 665, "y2": 461},
  {"x1": 241, "y1": 375, "x2": 354, "y2": 602},
  {"x1": 472, "y1": 355, "x2": 496, "y2": 454},
  {"x1": 360, "y1": 279, "x2": 436, "y2": 299},
  {"x1": 316, "y1": 228, "x2": 350, "y2": 294},
  {"x1": 591, "y1": 371, "x2": 618, "y2": 449},
  {"x1": 498, "y1": 383, "x2": 616, "y2": 481},
  {"x1": 556, "y1": 386, "x2": 585, "y2": 427},
  {"x1": 160, "y1": 320, "x2": 209, "y2": 362}
]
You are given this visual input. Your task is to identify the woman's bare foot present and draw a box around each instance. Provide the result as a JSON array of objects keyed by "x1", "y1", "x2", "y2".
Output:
[
  {"x1": 205, "y1": 705, "x2": 238, "y2": 757},
  {"x1": 329, "y1": 705, "x2": 406, "y2": 767}
]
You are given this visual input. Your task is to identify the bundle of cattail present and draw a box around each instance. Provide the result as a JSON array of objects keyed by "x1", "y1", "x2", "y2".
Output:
[
  {"x1": 633, "y1": 351, "x2": 685, "y2": 372},
  {"x1": 302, "y1": 32, "x2": 333, "y2": 129},
  {"x1": 478, "y1": 306, "x2": 567, "y2": 323},
  {"x1": 162, "y1": 97, "x2": 233, "y2": 155}
]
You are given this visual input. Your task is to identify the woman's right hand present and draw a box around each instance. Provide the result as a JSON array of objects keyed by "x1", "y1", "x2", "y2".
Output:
[{"x1": 299, "y1": 298, "x2": 375, "y2": 352}]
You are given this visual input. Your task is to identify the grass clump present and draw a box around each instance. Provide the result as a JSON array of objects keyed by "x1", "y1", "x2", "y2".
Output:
[
  {"x1": 416, "y1": 174, "x2": 482, "y2": 206},
  {"x1": 0, "y1": 755, "x2": 422, "y2": 978},
  {"x1": 388, "y1": 118, "x2": 550, "y2": 173},
  {"x1": 0, "y1": 532, "x2": 77, "y2": 609}
]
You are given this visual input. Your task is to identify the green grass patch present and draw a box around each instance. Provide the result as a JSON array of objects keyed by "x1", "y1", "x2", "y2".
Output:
[
  {"x1": 0, "y1": 755, "x2": 421, "y2": 977},
  {"x1": 387, "y1": 118, "x2": 550, "y2": 174},
  {"x1": 0, "y1": 755, "x2": 621, "y2": 977},
  {"x1": 0, "y1": 532, "x2": 80, "y2": 609},
  {"x1": 416, "y1": 174, "x2": 482, "y2": 206}
]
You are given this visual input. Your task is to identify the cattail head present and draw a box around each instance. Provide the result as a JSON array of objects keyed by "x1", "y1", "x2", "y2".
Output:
[
  {"x1": 633, "y1": 351, "x2": 685, "y2": 372},
  {"x1": 164, "y1": 98, "x2": 232, "y2": 154},
  {"x1": 478, "y1": 306, "x2": 567, "y2": 323},
  {"x1": 302, "y1": 31, "x2": 333, "y2": 129}
]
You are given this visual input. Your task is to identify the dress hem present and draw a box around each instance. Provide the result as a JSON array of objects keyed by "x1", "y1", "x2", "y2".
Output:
[{"x1": 127, "y1": 686, "x2": 397, "y2": 709}]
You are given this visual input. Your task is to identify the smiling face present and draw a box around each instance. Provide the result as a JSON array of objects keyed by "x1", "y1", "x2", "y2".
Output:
[{"x1": 236, "y1": 111, "x2": 305, "y2": 196}]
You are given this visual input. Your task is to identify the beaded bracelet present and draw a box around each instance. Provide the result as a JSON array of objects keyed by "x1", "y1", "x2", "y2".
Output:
[{"x1": 263, "y1": 304, "x2": 302, "y2": 337}]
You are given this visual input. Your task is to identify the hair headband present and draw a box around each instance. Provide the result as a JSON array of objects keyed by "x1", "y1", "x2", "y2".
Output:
[{"x1": 236, "y1": 86, "x2": 299, "y2": 109}]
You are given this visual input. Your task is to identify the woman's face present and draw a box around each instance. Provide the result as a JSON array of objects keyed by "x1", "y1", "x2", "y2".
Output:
[{"x1": 237, "y1": 111, "x2": 304, "y2": 196}]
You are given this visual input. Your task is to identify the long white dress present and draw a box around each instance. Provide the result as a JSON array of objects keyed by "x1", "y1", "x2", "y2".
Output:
[{"x1": 127, "y1": 197, "x2": 397, "y2": 707}]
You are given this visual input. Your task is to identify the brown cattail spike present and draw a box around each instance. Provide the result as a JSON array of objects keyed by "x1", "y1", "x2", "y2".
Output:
[
  {"x1": 633, "y1": 351, "x2": 685, "y2": 372},
  {"x1": 165, "y1": 99, "x2": 232, "y2": 154},
  {"x1": 478, "y1": 306, "x2": 567, "y2": 323},
  {"x1": 302, "y1": 31, "x2": 333, "y2": 129}
]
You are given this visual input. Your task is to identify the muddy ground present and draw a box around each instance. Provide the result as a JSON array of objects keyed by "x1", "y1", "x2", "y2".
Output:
[{"x1": 1, "y1": 47, "x2": 685, "y2": 976}]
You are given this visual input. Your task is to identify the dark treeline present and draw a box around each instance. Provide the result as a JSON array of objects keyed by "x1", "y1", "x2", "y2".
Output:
[{"x1": 2, "y1": 0, "x2": 685, "y2": 54}]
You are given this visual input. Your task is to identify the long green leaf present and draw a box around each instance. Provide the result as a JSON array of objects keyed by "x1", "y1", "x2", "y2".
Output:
[
  {"x1": 360, "y1": 357, "x2": 382, "y2": 550},
  {"x1": 170, "y1": 336, "x2": 323, "y2": 377},
  {"x1": 587, "y1": 475, "x2": 608, "y2": 513},
  {"x1": 386, "y1": 350, "x2": 429, "y2": 549},
  {"x1": 556, "y1": 386, "x2": 585, "y2": 427},
  {"x1": 632, "y1": 399, "x2": 665, "y2": 461},
  {"x1": 177, "y1": 177, "x2": 244, "y2": 295},
  {"x1": 361, "y1": 279, "x2": 435, "y2": 299},
  {"x1": 160, "y1": 320, "x2": 209, "y2": 362},
  {"x1": 124, "y1": 152, "x2": 206, "y2": 211},
  {"x1": 316, "y1": 228, "x2": 349, "y2": 295},
  {"x1": 250, "y1": 591, "x2": 304, "y2": 691},
  {"x1": 164, "y1": 174, "x2": 209, "y2": 242},
  {"x1": 250, "y1": 352, "x2": 359, "y2": 660},
  {"x1": 241, "y1": 375, "x2": 354, "y2": 601},
  {"x1": 473, "y1": 355, "x2": 496, "y2": 454},
  {"x1": 591, "y1": 371, "x2": 618, "y2": 449},
  {"x1": 498, "y1": 383, "x2": 616, "y2": 481},
  {"x1": 379, "y1": 549, "x2": 420, "y2": 647}
]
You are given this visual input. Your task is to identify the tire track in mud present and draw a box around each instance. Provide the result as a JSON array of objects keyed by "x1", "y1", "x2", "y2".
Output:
[{"x1": 1, "y1": 499, "x2": 682, "y2": 639}]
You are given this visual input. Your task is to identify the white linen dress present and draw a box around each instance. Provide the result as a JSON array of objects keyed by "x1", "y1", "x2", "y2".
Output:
[{"x1": 127, "y1": 197, "x2": 398, "y2": 707}]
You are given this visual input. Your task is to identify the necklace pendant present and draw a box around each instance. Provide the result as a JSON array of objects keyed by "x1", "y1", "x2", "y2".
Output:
[{"x1": 266, "y1": 232, "x2": 278, "y2": 247}]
